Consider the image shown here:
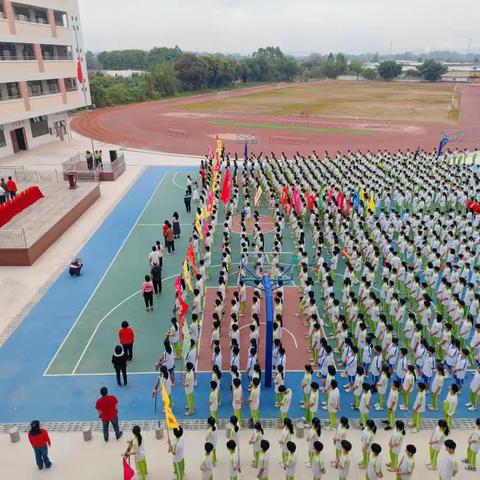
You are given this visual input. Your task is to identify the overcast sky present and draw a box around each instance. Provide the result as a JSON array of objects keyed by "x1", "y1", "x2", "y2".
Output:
[{"x1": 79, "y1": 0, "x2": 480, "y2": 55}]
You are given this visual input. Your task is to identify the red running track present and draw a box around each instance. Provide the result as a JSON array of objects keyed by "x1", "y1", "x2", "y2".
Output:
[
  {"x1": 71, "y1": 82, "x2": 480, "y2": 157},
  {"x1": 197, "y1": 286, "x2": 311, "y2": 372}
]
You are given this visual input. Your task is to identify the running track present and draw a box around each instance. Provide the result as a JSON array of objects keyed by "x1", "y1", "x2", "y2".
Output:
[{"x1": 71, "y1": 82, "x2": 480, "y2": 157}]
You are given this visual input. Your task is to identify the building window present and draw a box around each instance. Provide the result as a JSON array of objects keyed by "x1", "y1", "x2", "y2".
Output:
[
  {"x1": 65, "y1": 77, "x2": 77, "y2": 92},
  {"x1": 46, "y1": 79, "x2": 59, "y2": 93},
  {"x1": 0, "y1": 127, "x2": 6, "y2": 148},
  {"x1": 6, "y1": 82, "x2": 20, "y2": 98},
  {"x1": 0, "y1": 2, "x2": 5, "y2": 20},
  {"x1": 27, "y1": 80, "x2": 43, "y2": 96},
  {"x1": 30, "y1": 116, "x2": 49, "y2": 137},
  {"x1": 54, "y1": 10, "x2": 68, "y2": 27}
]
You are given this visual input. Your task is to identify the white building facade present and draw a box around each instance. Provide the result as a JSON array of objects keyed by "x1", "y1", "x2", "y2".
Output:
[{"x1": 0, "y1": 0, "x2": 90, "y2": 158}]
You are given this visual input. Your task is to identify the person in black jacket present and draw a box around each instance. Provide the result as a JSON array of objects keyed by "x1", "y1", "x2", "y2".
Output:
[
  {"x1": 112, "y1": 345, "x2": 127, "y2": 386},
  {"x1": 151, "y1": 262, "x2": 162, "y2": 294}
]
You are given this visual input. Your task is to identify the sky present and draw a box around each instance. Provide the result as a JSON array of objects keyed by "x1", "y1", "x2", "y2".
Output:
[{"x1": 78, "y1": 0, "x2": 480, "y2": 55}]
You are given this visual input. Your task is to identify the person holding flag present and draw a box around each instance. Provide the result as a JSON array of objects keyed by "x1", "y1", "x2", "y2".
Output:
[{"x1": 168, "y1": 426, "x2": 185, "y2": 480}]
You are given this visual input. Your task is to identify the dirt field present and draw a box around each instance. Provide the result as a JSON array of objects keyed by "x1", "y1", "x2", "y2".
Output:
[{"x1": 175, "y1": 80, "x2": 455, "y2": 123}]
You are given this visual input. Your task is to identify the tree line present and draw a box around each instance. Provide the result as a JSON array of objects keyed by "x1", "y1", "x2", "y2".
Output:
[{"x1": 86, "y1": 46, "x2": 450, "y2": 108}]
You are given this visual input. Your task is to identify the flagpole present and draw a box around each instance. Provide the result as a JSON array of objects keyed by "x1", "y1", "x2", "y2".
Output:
[{"x1": 72, "y1": 17, "x2": 95, "y2": 154}]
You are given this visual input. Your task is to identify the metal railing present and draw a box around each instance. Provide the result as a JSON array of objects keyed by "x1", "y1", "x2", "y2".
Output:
[
  {"x1": 101, "y1": 153, "x2": 125, "y2": 173},
  {"x1": 0, "y1": 55, "x2": 36, "y2": 61},
  {"x1": 0, "y1": 166, "x2": 60, "y2": 184},
  {"x1": 0, "y1": 94, "x2": 22, "y2": 102},
  {"x1": 42, "y1": 55, "x2": 73, "y2": 61},
  {"x1": 0, "y1": 228, "x2": 27, "y2": 248}
]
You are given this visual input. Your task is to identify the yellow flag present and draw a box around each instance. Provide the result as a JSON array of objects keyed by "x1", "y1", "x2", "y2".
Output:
[
  {"x1": 368, "y1": 193, "x2": 375, "y2": 213},
  {"x1": 195, "y1": 214, "x2": 203, "y2": 240},
  {"x1": 359, "y1": 188, "x2": 365, "y2": 203},
  {"x1": 183, "y1": 259, "x2": 192, "y2": 292},
  {"x1": 161, "y1": 383, "x2": 170, "y2": 408},
  {"x1": 165, "y1": 404, "x2": 179, "y2": 429},
  {"x1": 254, "y1": 186, "x2": 263, "y2": 206}
]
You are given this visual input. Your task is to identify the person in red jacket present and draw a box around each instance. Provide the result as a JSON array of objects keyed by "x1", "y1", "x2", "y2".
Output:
[
  {"x1": 28, "y1": 420, "x2": 52, "y2": 470},
  {"x1": 119, "y1": 321, "x2": 135, "y2": 361},
  {"x1": 6, "y1": 176, "x2": 17, "y2": 199},
  {"x1": 95, "y1": 386, "x2": 123, "y2": 442}
]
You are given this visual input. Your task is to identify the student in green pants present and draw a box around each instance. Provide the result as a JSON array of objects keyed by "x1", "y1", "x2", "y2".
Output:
[
  {"x1": 386, "y1": 420, "x2": 405, "y2": 471},
  {"x1": 443, "y1": 383, "x2": 459, "y2": 429},
  {"x1": 464, "y1": 418, "x2": 480, "y2": 471},
  {"x1": 184, "y1": 362, "x2": 195, "y2": 416},
  {"x1": 304, "y1": 382, "x2": 319, "y2": 424},
  {"x1": 248, "y1": 377, "x2": 261, "y2": 424},
  {"x1": 427, "y1": 419, "x2": 449, "y2": 470},
  {"x1": 209, "y1": 381, "x2": 219, "y2": 422},
  {"x1": 359, "y1": 383, "x2": 372, "y2": 428},
  {"x1": 249, "y1": 422, "x2": 264, "y2": 468},
  {"x1": 168, "y1": 427, "x2": 185, "y2": 480},
  {"x1": 385, "y1": 380, "x2": 400, "y2": 430},
  {"x1": 411, "y1": 382, "x2": 426, "y2": 433}
]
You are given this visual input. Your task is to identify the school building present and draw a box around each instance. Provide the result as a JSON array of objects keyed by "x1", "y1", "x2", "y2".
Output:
[{"x1": 0, "y1": 0, "x2": 90, "y2": 158}]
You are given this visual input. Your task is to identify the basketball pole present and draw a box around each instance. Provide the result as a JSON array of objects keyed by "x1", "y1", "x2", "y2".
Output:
[{"x1": 262, "y1": 275, "x2": 274, "y2": 388}]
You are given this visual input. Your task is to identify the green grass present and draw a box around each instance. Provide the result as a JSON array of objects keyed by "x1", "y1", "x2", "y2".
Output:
[{"x1": 208, "y1": 120, "x2": 376, "y2": 136}]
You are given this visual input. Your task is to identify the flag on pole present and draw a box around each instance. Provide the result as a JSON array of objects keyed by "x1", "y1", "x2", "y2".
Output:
[
  {"x1": 165, "y1": 404, "x2": 179, "y2": 429},
  {"x1": 359, "y1": 188, "x2": 365, "y2": 204},
  {"x1": 123, "y1": 458, "x2": 135, "y2": 480},
  {"x1": 186, "y1": 243, "x2": 196, "y2": 274},
  {"x1": 254, "y1": 185, "x2": 263, "y2": 206},
  {"x1": 368, "y1": 192, "x2": 376, "y2": 213},
  {"x1": 161, "y1": 383, "x2": 171, "y2": 408},
  {"x1": 183, "y1": 259, "x2": 192, "y2": 292},
  {"x1": 195, "y1": 213, "x2": 203, "y2": 240},
  {"x1": 182, "y1": 321, "x2": 191, "y2": 363},
  {"x1": 207, "y1": 146, "x2": 214, "y2": 159},
  {"x1": 244, "y1": 141, "x2": 248, "y2": 159},
  {"x1": 76, "y1": 57, "x2": 84, "y2": 84},
  {"x1": 280, "y1": 185, "x2": 289, "y2": 207},
  {"x1": 220, "y1": 169, "x2": 231, "y2": 205}
]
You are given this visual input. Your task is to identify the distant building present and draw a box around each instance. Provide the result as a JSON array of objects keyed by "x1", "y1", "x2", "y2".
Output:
[{"x1": 0, "y1": 0, "x2": 91, "y2": 158}]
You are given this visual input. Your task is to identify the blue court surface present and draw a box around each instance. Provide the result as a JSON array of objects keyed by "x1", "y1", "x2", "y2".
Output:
[{"x1": 0, "y1": 166, "x2": 477, "y2": 424}]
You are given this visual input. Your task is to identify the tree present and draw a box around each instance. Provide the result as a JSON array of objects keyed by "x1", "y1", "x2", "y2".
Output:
[
  {"x1": 276, "y1": 57, "x2": 299, "y2": 81},
  {"x1": 145, "y1": 63, "x2": 177, "y2": 97},
  {"x1": 349, "y1": 60, "x2": 364, "y2": 79},
  {"x1": 174, "y1": 53, "x2": 208, "y2": 91},
  {"x1": 377, "y1": 60, "x2": 402, "y2": 80},
  {"x1": 362, "y1": 68, "x2": 377, "y2": 80},
  {"x1": 86, "y1": 51, "x2": 101, "y2": 71},
  {"x1": 416, "y1": 59, "x2": 448, "y2": 81},
  {"x1": 322, "y1": 53, "x2": 338, "y2": 79},
  {"x1": 147, "y1": 46, "x2": 183, "y2": 68}
]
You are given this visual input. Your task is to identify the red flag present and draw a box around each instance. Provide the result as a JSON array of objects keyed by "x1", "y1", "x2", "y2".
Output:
[
  {"x1": 338, "y1": 191, "x2": 344, "y2": 212},
  {"x1": 345, "y1": 197, "x2": 351, "y2": 217},
  {"x1": 305, "y1": 190, "x2": 311, "y2": 210},
  {"x1": 220, "y1": 169, "x2": 231, "y2": 205},
  {"x1": 76, "y1": 57, "x2": 84, "y2": 84},
  {"x1": 186, "y1": 243, "x2": 197, "y2": 274},
  {"x1": 280, "y1": 185, "x2": 289, "y2": 207},
  {"x1": 123, "y1": 458, "x2": 135, "y2": 480}
]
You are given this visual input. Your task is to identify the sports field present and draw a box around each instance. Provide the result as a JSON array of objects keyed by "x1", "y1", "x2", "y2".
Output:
[{"x1": 176, "y1": 80, "x2": 456, "y2": 123}]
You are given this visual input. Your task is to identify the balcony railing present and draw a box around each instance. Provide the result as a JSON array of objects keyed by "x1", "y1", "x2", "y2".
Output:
[
  {"x1": 65, "y1": 86, "x2": 77, "y2": 92},
  {"x1": 14, "y1": 13, "x2": 48, "y2": 24},
  {"x1": 0, "y1": 94, "x2": 22, "y2": 102},
  {"x1": 42, "y1": 55, "x2": 73, "y2": 61},
  {"x1": 28, "y1": 89, "x2": 59, "y2": 97},
  {"x1": 0, "y1": 55, "x2": 36, "y2": 61}
]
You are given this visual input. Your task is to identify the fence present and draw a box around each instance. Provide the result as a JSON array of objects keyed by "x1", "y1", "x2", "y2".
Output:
[
  {"x1": 0, "y1": 166, "x2": 60, "y2": 184},
  {"x1": 62, "y1": 152, "x2": 125, "y2": 181},
  {"x1": 0, "y1": 228, "x2": 27, "y2": 248}
]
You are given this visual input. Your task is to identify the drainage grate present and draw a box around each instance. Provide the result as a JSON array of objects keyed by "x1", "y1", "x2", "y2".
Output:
[{"x1": 1, "y1": 418, "x2": 476, "y2": 434}]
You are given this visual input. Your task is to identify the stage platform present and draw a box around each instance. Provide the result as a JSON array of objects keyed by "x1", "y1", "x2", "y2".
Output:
[{"x1": 0, "y1": 182, "x2": 101, "y2": 266}]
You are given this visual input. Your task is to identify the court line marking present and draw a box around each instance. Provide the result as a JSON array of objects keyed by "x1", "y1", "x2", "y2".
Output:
[
  {"x1": 72, "y1": 273, "x2": 178, "y2": 374},
  {"x1": 171, "y1": 172, "x2": 185, "y2": 190},
  {"x1": 239, "y1": 321, "x2": 298, "y2": 348},
  {"x1": 43, "y1": 172, "x2": 168, "y2": 376},
  {"x1": 49, "y1": 264, "x2": 229, "y2": 377},
  {"x1": 137, "y1": 223, "x2": 193, "y2": 227}
]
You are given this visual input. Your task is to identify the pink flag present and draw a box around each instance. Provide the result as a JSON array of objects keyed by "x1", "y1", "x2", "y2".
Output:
[
  {"x1": 338, "y1": 191, "x2": 344, "y2": 212},
  {"x1": 327, "y1": 188, "x2": 333, "y2": 204},
  {"x1": 123, "y1": 458, "x2": 135, "y2": 480},
  {"x1": 207, "y1": 146, "x2": 214, "y2": 159}
]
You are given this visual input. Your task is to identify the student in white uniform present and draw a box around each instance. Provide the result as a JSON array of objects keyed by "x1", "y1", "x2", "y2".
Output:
[
  {"x1": 395, "y1": 444, "x2": 416, "y2": 479},
  {"x1": 200, "y1": 442, "x2": 214, "y2": 480},
  {"x1": 257, "y1": 439, "x2": 270, "y2": 480},
  {"x1": 464, "y1": 417, "x2": 480, "y2": 471},
  {"x1": 283, "y1": 441, "x2": 297, "y2": 480},
  {"x1": 438, "y1": 439, "x2": 458, "y2": 480}
]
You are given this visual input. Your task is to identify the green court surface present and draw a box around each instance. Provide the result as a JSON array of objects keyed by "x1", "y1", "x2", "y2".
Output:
[{"x1": 46, "y1": 171, "x2": 196, "y2": 375}]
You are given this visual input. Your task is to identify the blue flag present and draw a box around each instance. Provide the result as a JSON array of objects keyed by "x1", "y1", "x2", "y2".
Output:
[{"x1": 437, "y1": 135, "x2": 450, "y2": 159}]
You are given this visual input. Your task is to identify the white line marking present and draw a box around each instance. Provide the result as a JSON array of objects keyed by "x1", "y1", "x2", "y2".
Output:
[
  {"x1": 171, "y1": 172, "x2": 185, "y2": 190},
  {"x1": 238, "y1": 321, "x2": 298, "y2": 348},
  {"x1": 71, "y1": 271, "x2": 179, "y2": 375},
  {"x1": 137, "y1": 223, "x2": 192, "y2": 227},
  {"x1": 43, "y1": 173, "x2": 168, "y2": 376}
]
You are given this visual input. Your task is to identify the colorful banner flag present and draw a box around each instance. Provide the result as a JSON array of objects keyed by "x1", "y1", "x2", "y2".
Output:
[
  {"x1": 183, "y1": 259, "x2": 192, "y2": 292},
  {"x1": 254, "y1": 185, "x2": 263, "y2": 206},
  {"x1": 186, "y1": 243, "x2": 197, "y2": 274},
  {"x1": 76, "y1": 57, "x2": 84, "y2": 84},
  {"x1": 280, "y1": 185, "x2": 289, "y2": 207},
  {"x1": 368, "y1": 192, "x2": 376, "y2": 213},
  {"x1": 220, "y1": 169, "x2": 231, "y2": 205},
  {"x1": 182, "y1": 321, "x2": 191, "y2": 363},
  {"x1": 161, "y1": 383, "x2": 171, "y2": 408},
  {"x1": 206, "y1": 191, "x2": 214, "y2": 216},
  {"x1": 345, "y1": 196, "x2": 351, "y2": 217},
  {"x1": 123, "y1": 458, "x2": 135, "y2": 480},
  {"x1": 207, "y1": 146, "x2": 214, "y2": 159},
  {"x1": 165, "y1": 404, "x2": 179, "y2": 429},
  {"x1": 359, "y1": 188, "x2": 365, "y2": 204},
  {"x1": 195, "y1": 213, "x2": 203, "y2": 240},
  {"x1": 244, "y1": 141, "x2": 248, "y2": 159}
]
